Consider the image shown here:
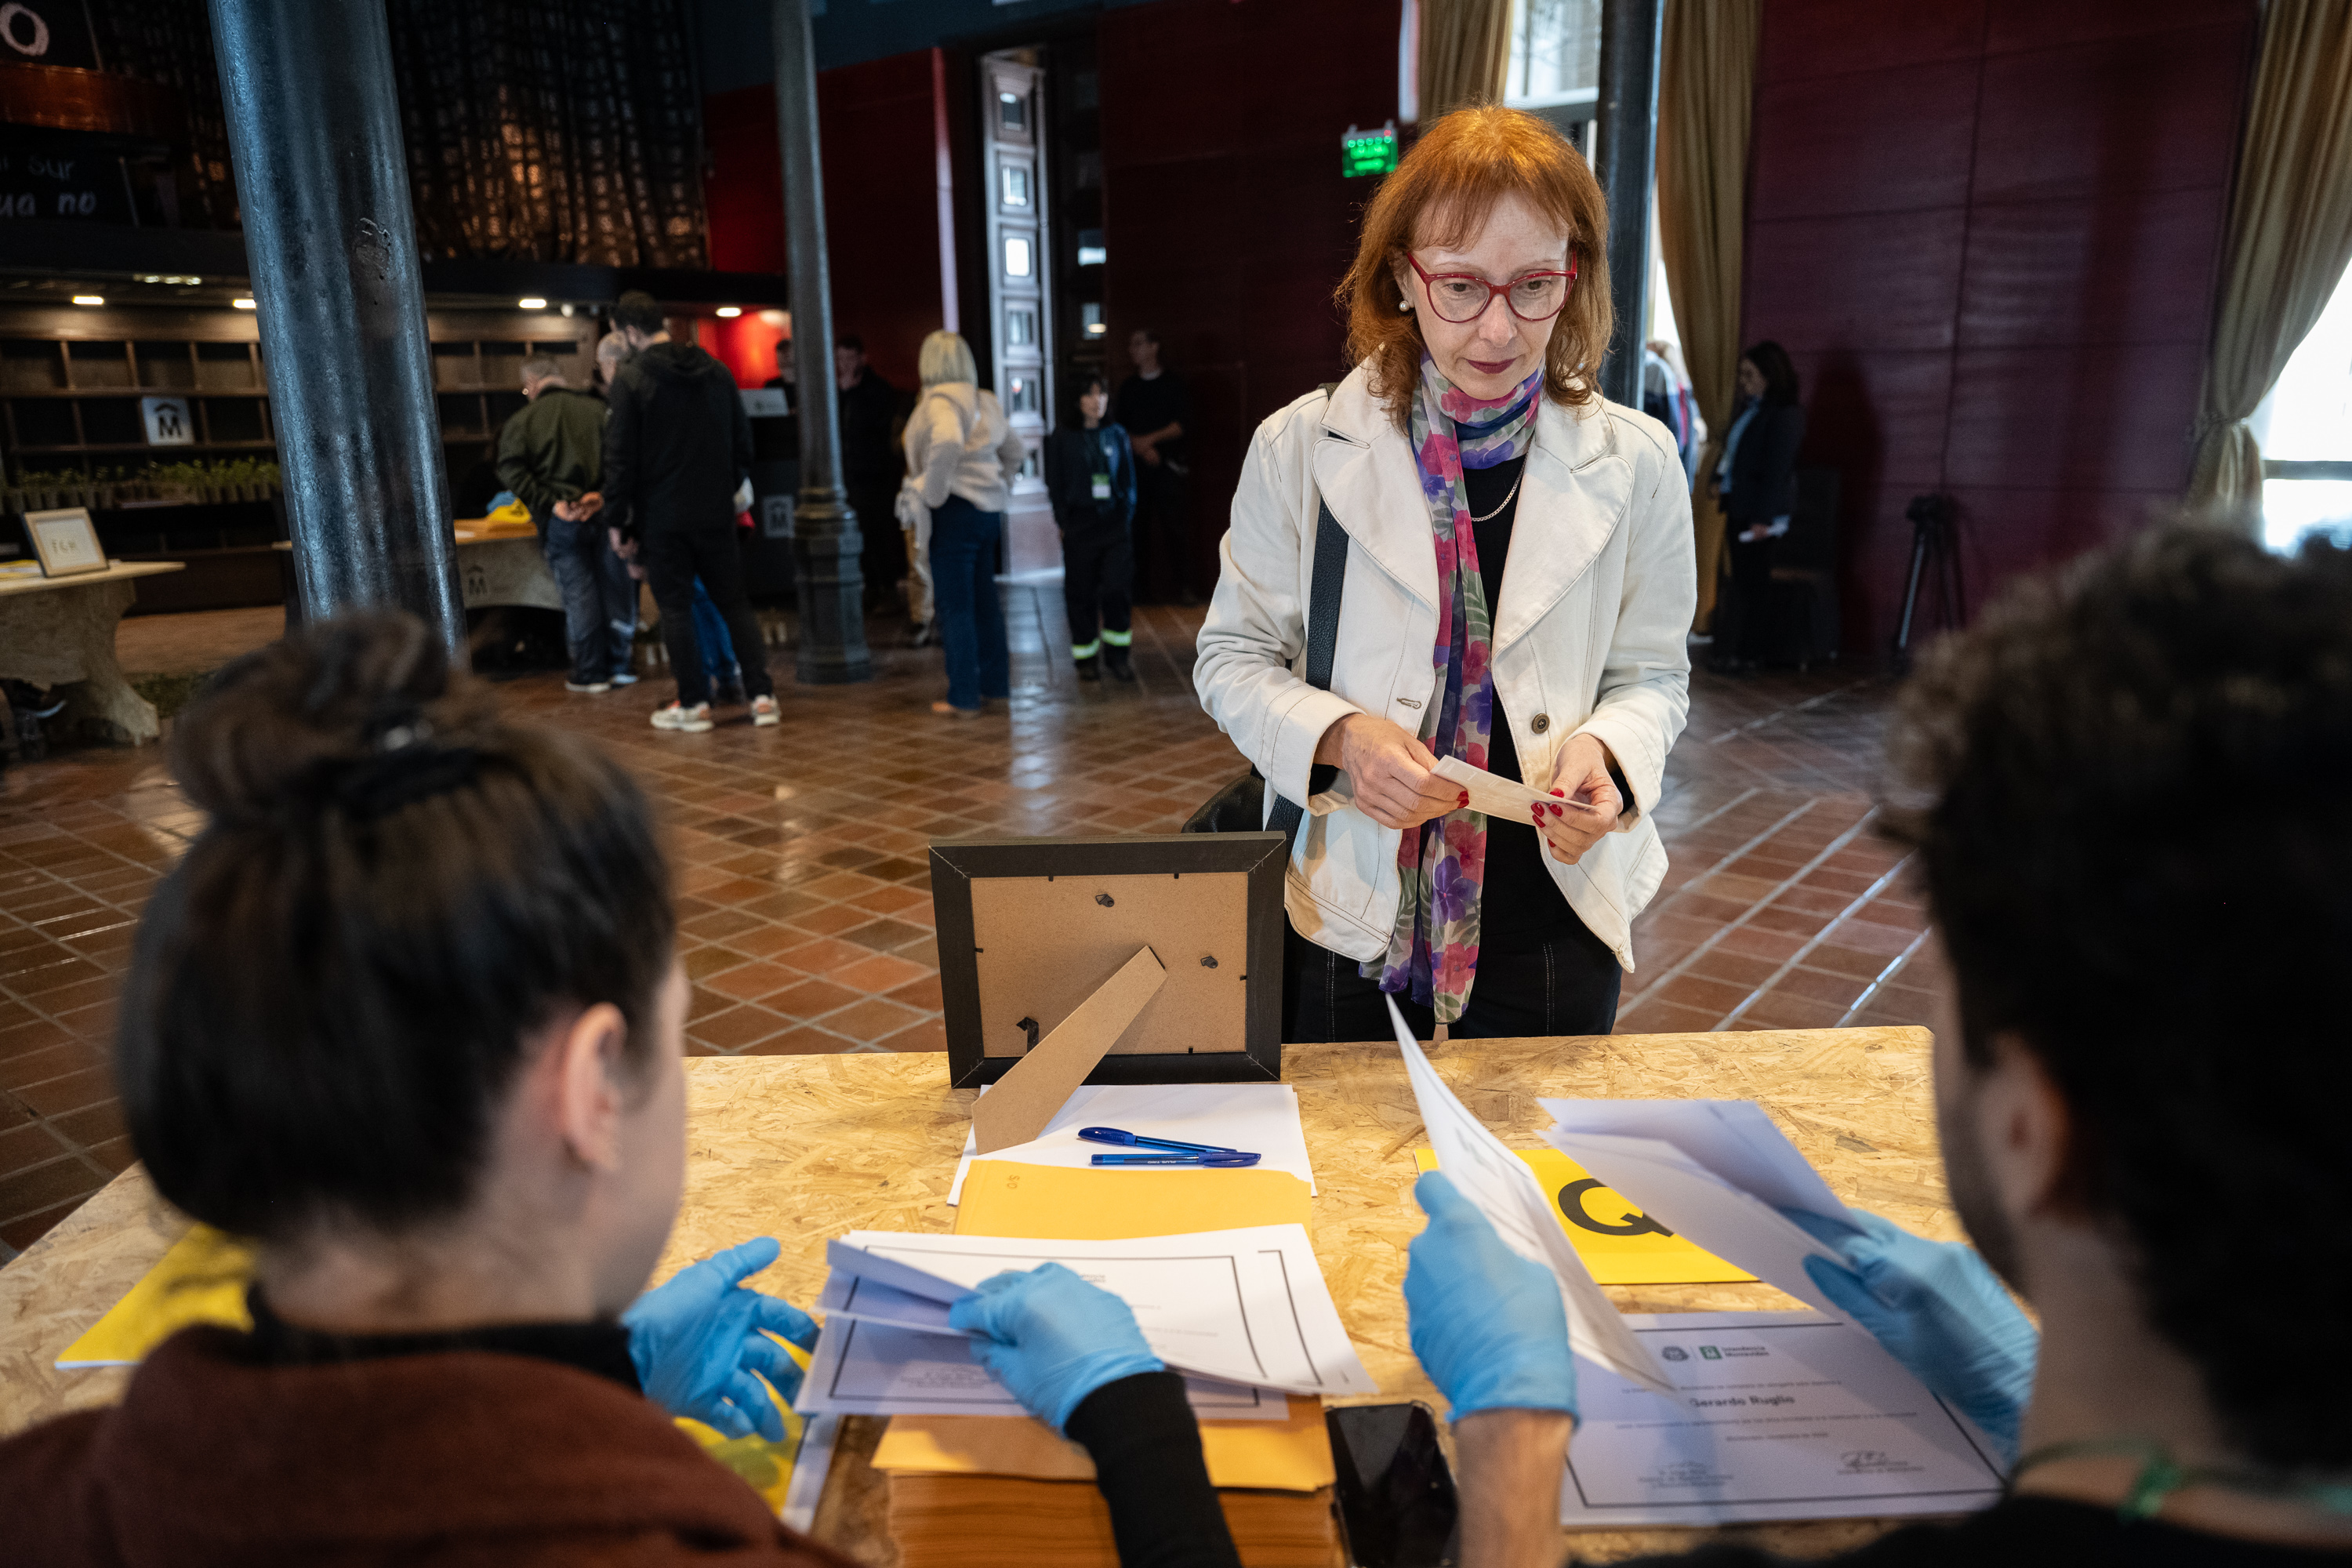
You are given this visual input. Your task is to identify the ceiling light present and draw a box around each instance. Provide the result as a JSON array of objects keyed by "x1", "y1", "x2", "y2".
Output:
[
  {"x1": 759, "y1": 309, "x2": 789, "y2": 326},
  {"x1": 136, "y1": 274, "x2": 160, "y2": 284},
  {"x1": 71, "y1": 295, "x2": 103, "y2": 307},
  {"x1": 715, "y1": 306, "x2": 742, "y2": 318},
  {"x1": 232, "y1": 296, "x2": 256, "y2": 310},
  {"x1": 518, "y1": 296, "x2": 547, "y2": 310}
]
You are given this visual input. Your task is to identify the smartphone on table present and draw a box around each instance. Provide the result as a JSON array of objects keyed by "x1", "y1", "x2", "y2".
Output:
[{"x1": 1327, "y1": 1400, "x2": 1461, "y2": 1568}]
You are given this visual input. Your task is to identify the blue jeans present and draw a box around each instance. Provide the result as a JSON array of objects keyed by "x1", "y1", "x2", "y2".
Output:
[
  {"x1": 690, "y1": 577, "x2": 739, "y2": 683},
  {"x1": 928, "y1": 495, "x2": 1008, "y2": 711},
  {"x1": 543, "y1": 511, "x2": 633, "y2": 684}
]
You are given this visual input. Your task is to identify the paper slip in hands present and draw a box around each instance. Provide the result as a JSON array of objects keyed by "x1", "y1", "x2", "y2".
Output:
[
  {"x1": 1537, "y1": 1123, "x2": 1853, "y2": 1319},
  {"x1": 1385, "y1": 996, "x2": 1675, "y2": 1399},
  {"x1": 1430, "y1": 755, "x2": 1606, "y2": 824}
]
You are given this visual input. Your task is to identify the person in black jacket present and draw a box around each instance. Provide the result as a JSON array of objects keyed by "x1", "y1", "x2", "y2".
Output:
[
  {"x1": 1709, "y1": 339, "x2": 1805, "y2": 672},
  {"x1": 833, "y1": 335, "x2": 906, "y2": 617},
  {"x1": 601, "y1": 291, "x2": 776, "y2": 732},
  {"x1": 1043, "y1": 375, "x2": 1138, "y2": 682}
]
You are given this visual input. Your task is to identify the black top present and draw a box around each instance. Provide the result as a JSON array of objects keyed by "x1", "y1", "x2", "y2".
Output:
[
  {"x1": 242, "y1": 1287, "x2": 642, "y2": 1392},
  {"x1": 1043, "y1": 423, "x2": 1139, "y2": 530},
  {"x1": 1065, "y1": 1372, "x2": 1242, "y2": 1568},
  {"x1": 1719, "y1": 398, "x2": 1805, "y2": 528},
  {"x1": 837, "y1": 368, "x2": 902, "y2": 486},
  {"x1": 1609, "y1": 1494, "x2": 2352, "y2": 1567},
  {"x1": 1460, "y1": 454, "x2": 1579, "y2": 954},
  {"x1": 1112, "y1": 371, "x2": 1190, "y2": 464},
  {"x1": 603, "y1": 340, "x2": 756, "y2": 535}
]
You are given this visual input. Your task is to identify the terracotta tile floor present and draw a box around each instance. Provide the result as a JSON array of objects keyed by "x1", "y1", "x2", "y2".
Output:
[{"x1": 0, "y1": 588, "x2": 1940, "y2": 1260}]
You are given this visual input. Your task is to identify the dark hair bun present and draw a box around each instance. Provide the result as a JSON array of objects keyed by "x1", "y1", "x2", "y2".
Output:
[{"x1": 169, "y1": 610, "x2": 492, "y2": 825}]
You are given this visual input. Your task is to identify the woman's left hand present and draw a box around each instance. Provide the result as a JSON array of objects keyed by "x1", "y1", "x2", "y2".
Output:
[
  {"x1": 622, "y1": 1236, "x2": 818, "y2": 1442},
  {"x1": 1531, "y1": 735, "x2": 1623, "y2": 866}
]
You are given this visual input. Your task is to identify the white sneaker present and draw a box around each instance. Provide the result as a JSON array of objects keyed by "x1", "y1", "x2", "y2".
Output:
[
  {"x1": 608, "y1": 670, "x2": 639, "y2": 687},
  {"x1": 565, "y1": 679, "x2": 612, "y2": 695},
  {"x1": 750, "y1": 695, "x2": 780, "y2": 727},
  {"x1": 651, "y1": 702, "x2": 713, "y2": 733}
]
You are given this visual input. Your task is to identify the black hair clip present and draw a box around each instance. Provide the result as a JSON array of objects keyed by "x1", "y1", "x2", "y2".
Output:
[{"x1": 333, "y1": 745, "x2": 482, "y2": 820}]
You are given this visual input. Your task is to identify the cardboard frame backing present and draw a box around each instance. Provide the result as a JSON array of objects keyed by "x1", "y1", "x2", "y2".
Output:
[{"x1": 930, "y1": 832, "x2": 1288, "y2": 1087}]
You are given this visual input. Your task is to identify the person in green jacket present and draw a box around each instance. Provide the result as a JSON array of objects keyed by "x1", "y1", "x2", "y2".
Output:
[{"x1": 497, "y1": 356, "x2": 631, "y2": 693}]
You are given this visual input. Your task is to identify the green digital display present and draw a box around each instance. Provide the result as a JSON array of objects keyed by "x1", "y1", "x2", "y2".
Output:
[{"x1": 1341, "y1": 129, "x2": 1399, "y2": 179}]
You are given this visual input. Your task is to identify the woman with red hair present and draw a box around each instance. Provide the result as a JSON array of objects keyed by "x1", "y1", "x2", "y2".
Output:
[{"x1": 1196, "y1": 106, "x2": 1694, "y2": 1041}]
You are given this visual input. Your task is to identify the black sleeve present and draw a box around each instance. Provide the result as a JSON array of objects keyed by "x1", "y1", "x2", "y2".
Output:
[
  {"x1": 731, "y1": 379, "x2": 756, "y2": 491},
  {"x1": 1063, "y1": 1372, "x2": 1241, "y2": 1568},
  {"x1": 1759, "y1": 405, "x2": 1805, "y2": 515},
  {"x1": 602, "y1": 375, "x2": 640, "y2": 529}
]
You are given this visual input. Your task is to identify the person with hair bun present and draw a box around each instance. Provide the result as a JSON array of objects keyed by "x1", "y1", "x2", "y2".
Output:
[
  {"x1": 0, "y1": 610, "x2": 842, "y2": 1564},
  {"x1": 1196, "y1": 104, "x2": 1694, "y2": 1044}
]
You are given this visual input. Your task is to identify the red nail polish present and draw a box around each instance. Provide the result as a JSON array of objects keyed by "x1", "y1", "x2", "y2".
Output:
[
  {"x1": 1551, "y1": 789, "x2": 1565, "y2": 797},
  {"x1": 1459, "y1": 792, "x2": 1470, "y2": 806}
]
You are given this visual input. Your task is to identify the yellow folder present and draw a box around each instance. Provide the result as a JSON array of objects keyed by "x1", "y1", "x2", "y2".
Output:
[
  {"x1": 1413, "y1": 1147, "x2": 1756, "y2": 1285},
  {"x1": 55, "y1": 1224, "x2": 256, "y2": 1368},
  {"x1": 890, "y1": 1161, "x2": 1334, "y2": 1491}
]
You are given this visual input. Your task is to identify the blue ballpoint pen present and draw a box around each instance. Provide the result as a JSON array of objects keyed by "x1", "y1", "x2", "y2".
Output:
[
  {"x1": 1078, "y1": 1126, "x2": 1244, "y2": 1155},
  {"x1": 1091, "y1": 1151, "x2": 1262, "y2": 1167}
]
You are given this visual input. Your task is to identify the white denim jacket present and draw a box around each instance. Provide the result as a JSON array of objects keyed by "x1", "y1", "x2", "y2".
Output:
[{"x1": 1193, "y1": 364, "x2": 1695, "y2": 971}]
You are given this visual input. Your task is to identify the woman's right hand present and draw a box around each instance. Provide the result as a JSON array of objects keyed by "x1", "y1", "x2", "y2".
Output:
[{"x1": 1316, "y1": 713, "x2": 1467, "y2": 830}]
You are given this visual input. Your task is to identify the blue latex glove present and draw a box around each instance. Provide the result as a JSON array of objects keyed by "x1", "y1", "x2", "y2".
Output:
[
  {"x1": 1405, "y1": 1171, "x2": 1577, "y2": 1421},
  {"x1": 947, "y1": 1261, "x2": 1165, "y2": 1433},
  {"x1": 623, "y1": 1236, "x2": 817, "y2": 1442},
  {"x1": 1788, "y1": 1207, "x2": 2039, "y2": 1464}
]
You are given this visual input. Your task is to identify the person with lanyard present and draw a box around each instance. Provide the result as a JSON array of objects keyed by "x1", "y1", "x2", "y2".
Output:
[
  {"x1": 1196, "y1": 104, "x2": 1694, "y2": 1043},
  {"x1": 892, "y1": 525, "x2": 2352, "y2": 1566},
  {"x1": 1044, "y1": 372, "x2": 1140, "y2": 682}
]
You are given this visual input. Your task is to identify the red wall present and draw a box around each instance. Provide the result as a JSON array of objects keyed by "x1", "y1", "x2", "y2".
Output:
[
  {"x1": 1744, "y1": 0, "x2": 2256, "y2": 656},
  {"x1": 1099, "y1": 0, "x2": 1403, "y2": 593},
  {"x1": 705, "y1": 52, "x2": 950, "y2": 394}
]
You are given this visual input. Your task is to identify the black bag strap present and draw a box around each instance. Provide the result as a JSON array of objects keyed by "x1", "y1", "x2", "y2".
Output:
[{"x1": 1267, "y1": 495, "x2": 1350, "y2": 841}]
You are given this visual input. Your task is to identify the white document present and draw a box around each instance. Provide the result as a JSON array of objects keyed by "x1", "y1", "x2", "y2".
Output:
[
  {"x1": 797, "y1": 1318, "x2": 1290, "y2": 1420},
  {"x1": 815, "y1": 1225, "x2": 1376, "y2": 1399},
  {"x1": 1559, "y1": 1312, "x2": 2005, "y2": 1527},
  {"x1": 1430, "y1": 754, "x2": 1586, "y2": 822},
  {"x1": 818, "y1": 1270, "x2": 953, "y2": 1333},
  {"x1": 1386, "y1": 996, "x2": 1675, "y2": 1399},
  {"x1": 1539, "y1": 1128, "x2": 1852, "y2": 1319},
  {"x1": 779, "y1": 1413, "x2": 837, "y2": 1533},
  {"x1": 947, "y1": 1081, "x2": 1316, "y2": 1203},
  {"x1": 1538, "y1": 1098, "x2": 1851, "y2": 1222}
]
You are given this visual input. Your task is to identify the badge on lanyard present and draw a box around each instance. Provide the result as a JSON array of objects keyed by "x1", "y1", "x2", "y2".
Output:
[{"x1": 1091, "y1": 474, "x2": 1112, "y2": 500}]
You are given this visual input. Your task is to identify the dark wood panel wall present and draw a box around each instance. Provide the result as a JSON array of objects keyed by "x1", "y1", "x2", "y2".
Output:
[
  {"x1": 1098, "y1": 0, "x2": 1403, "y2": 595},
  {"x1": 1744, "y1": 0, "x2": 2256, "y2": 657}
]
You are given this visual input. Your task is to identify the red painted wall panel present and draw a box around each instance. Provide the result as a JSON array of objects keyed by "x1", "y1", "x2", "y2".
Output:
[
  {"x1": 1099, "y1": 0, "x2": 1402, "y2": 595},
  {"x1": 704, "y1": 53, "x2": 948, "y2": 393},
  {"x1": 1743, "y1": 0, "x2": 2256, "y2": 659}
]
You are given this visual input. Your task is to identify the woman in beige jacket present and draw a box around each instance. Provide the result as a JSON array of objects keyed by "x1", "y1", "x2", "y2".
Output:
[{"x1": 904, "y1": 331, "x2": 1028, "y2": 716}]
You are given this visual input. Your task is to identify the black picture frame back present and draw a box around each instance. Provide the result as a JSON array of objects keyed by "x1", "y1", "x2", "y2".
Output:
[{"x1": 930, "y1": 831, "x2": 1289, "y2": 1088}]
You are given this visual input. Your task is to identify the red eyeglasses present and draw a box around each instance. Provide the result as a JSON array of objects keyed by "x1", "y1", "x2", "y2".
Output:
[{"x1": 1407, "y1": 252, "x2": 1580, "y2": 324}]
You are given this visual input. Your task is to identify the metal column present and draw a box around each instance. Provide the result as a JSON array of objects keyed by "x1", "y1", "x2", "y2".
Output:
[
  {"x1": 771, "y1": 0, "x2": 872, "y2": 684},
  {"x1": 207, "y1": 0, "x2": 463, "y2": 654},
  {"x1": 1594, "y1": 0, "x2": 1664, "y2": 411}
]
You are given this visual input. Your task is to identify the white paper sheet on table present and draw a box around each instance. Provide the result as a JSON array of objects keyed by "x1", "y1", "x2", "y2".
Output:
[
  {"x1": 808, "y1": 1225, "x2": 1376, "y2": 1402},
  {"x1": 1559, "y1": 1311, "x2": 2005, "y2": 1527},
  {"x1": 797, "y1": 1318, "x2": 1291, "y2": 1420},
  {"x1": 946, "y1": 1081, "x2": 1316, "y2": 1204},
  {"x1": 1538, "y1": 1128, "x2": 1852, "y2": 1319},
  {"x1": 1385, "y1": 996, "x2": 1675, "y2": 1399},
  {"x1": 1538, "y1": 1098, "x2": 1851, "y2": 1221}
]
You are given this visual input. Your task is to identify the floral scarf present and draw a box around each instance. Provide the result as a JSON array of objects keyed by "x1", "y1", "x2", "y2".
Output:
[{"x1": 1374, "y1": 355, "x2": 1543, "y2": 1024}]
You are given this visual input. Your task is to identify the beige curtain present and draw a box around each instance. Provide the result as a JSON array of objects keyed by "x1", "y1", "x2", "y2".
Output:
[
  {"x1": 2185, "y1": 0, "x2": 2352, "y2": 531},
  {"x1": 1656, "y1": 0, "x2": 1759, "y2": 632},
  {"x1": 1419, "y1": 0, "x2": 1514, "y2": 122}
]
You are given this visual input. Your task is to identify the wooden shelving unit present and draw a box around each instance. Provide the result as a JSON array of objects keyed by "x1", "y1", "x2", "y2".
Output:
[{"x1": 0, "y1": 302, "x2": 597, "y2": 612}]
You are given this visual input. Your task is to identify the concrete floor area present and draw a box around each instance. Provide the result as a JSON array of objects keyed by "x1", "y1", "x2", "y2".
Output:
[{"x1": 0, "y1": 590, "x2": 1940, "y2": 1259}]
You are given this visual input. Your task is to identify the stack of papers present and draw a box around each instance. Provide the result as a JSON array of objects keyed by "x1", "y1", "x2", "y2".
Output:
[{"x1": 800, "y1": 1227, "x2": 1377, "y2": 1421}]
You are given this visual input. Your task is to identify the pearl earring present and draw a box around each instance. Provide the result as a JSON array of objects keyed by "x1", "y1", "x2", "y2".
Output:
[{"x1": 1399, "y1": 296, "x2": 1413, "y2": 311}]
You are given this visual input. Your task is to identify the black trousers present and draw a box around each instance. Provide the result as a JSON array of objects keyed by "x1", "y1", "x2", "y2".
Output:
[
  {"x1": 1281, "y1": 917, "x2": 1622, "y2": 1043},
  {"x1": 848, "y1": 478, "x2": 902, "y2": 610},
  {"x1": 643, "y1": 526, "x2": 774, "y2": 706},
  {"x1": 1131, "y1": 463, "x2": 1192, "y2": 603},
  {"x1": 1061, "y1": 518, "x2": 1134, "y2": 653},
  {"x1": 1723, "y1": 531, "x2": 1775, "y2": 661}
]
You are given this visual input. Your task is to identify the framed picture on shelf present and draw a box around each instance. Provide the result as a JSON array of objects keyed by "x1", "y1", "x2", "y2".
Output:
[{"x1": 23, "y1": 509, "x2": 109, "y2": 579}]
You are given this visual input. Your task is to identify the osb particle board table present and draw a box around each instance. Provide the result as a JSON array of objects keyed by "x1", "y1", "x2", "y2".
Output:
[
  {"x1": 0, "y1": 561, "x2": 186, "y2": 745},
  {"x1": 0, "y1": 1027, "x2": 1950, "y2": 1564}
]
